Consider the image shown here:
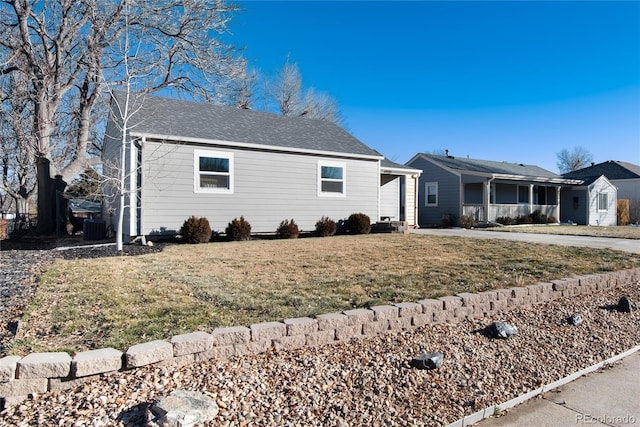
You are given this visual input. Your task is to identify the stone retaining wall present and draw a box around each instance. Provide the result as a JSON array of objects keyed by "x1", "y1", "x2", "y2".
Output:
[{"x1": 1, "y1": 268, "x2": 638, "y2": 408}]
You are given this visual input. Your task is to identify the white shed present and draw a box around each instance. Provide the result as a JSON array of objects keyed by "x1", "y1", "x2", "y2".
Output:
[{"x1": 560, "y1": 175, "x2": 618, "y2": 226}]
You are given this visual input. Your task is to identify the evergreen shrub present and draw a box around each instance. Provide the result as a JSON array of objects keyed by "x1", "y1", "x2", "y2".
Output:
[
  {"x1": 495, "y1": 216, "x2": 514, "y2": 226},
  {"x1": 225, "y1": 216, "x2": 252, "y2": 241},
  {"x1": 459, "y1": 214, "x2": 476, "y2": 229},
  {"x1": 179, "y1": 216, "x2": 212, "y2": 244},
  {"x1": 347, "y1": 213, "x2": 371, "y2": 234},
  {"x1": 276, "y1": 219, "x2": 300, "y2": 239},
  {"x1": 315, "y1": 216, "x2": 337, "y2": 237}
]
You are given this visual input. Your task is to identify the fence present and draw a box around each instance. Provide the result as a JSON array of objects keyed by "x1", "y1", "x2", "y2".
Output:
[{"x1": 0, "y1": 215, "x2": 37, "y2": 240}]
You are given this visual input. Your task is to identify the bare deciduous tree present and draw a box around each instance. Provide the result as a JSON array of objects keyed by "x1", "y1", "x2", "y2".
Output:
[
  {"x1": 0, "y1": 70, "x2": 36, "y2": 219},
  {"x1": 267, "y1": 59, "x2": 344, "y2": 126},
  {"x1": 556, "y1": 146, "x2": 594, "y2": 174},
  {"x1": 0, "y1": 0, "x2": 241, "y2": 233},
  {"x1": 222, "y1": 58, "x2": 259, "y2": 109}
]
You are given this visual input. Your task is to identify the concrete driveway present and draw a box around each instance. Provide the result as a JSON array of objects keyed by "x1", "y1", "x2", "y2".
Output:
[{"x1": 410, "y1": 228, "x2": 640, "y2": 254}]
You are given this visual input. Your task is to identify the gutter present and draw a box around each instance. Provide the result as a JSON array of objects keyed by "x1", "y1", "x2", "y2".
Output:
[
  {"x1": 491, "y1": 173, "x2": 583, "y2": 185},
  {"x1": 130, "y1": 132, "x2": 385, "y2": 162}
]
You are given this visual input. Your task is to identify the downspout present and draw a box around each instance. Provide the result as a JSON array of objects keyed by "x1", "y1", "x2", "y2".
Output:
[
  {"x1": 136, "y1": 137, "x2": 145, "y2": 245},
  {"x1": 413, "y1": 174, "x2": 419, "y2": 228},
  {"x1": 128, "y1": 137, "x2": 137, "y2": 242},
  {"x1": 376, "y1": 161, "x2": 381, "y2": 223}
]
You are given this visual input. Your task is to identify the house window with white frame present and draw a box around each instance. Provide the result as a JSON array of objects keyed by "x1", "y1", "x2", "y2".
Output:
[
  {"x1": 318, "y1": 161, "x2": 346, "y2": 196},
  {"x1": 425, "y1": 182, "x2": 438, "y2": 206},
  {"x1": 194, "y1": 149, "x2": 233, "y2": 193},
  {"x1": 597, "y1": 192, "x2": 608, "y2": 211}
]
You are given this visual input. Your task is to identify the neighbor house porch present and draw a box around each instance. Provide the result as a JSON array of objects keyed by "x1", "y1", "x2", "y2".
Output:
[{"x1": 461, "y1": 180, "x2": 562, "y2": 224}]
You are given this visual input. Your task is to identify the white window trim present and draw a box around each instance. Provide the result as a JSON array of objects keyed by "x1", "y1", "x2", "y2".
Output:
[
  {"x1": 194, "y1": 149, "x2": 234, "y2": 194},
  {"x1": 597, "y1": 192, "x2": 608, "y2": 211},
  {"x1": 425, "y1": 182, "x2": 438, "y2": 206},
  {"x1": 317, "y1": 160, "x2": 346, "y2": 197}
]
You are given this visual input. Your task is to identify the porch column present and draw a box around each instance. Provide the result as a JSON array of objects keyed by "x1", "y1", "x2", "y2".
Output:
[
  {"x1": 556, "y1": 187, "x2": 561, "y2": 223},
  {"x1": 529, "y1": 184, "x2": 534, "y2": 214},
  {"x1": 483, "y1": 180, "x2": 491, "y2": 223}
]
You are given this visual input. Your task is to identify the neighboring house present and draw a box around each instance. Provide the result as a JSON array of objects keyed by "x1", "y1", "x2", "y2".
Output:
[
  {"x1": 563, "y1": 160, "x2": 640, "y2": 223},
  {"x1": 559, "y1": 175, "x2": 617, "y2": 226},
  {"x1": 102, "y1": 93, "x2": 420, "y2": 238},
  {"x1": 67, "y1": 198, "x2": 103, "y2": 234},
  {"x1": 406, "y1": 153, "x2": 582, "y2": 227}
]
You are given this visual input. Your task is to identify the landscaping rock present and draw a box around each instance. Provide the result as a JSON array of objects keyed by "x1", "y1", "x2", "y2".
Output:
[
  {"x1": 148, "y1": 390, "x2": 218, "y2": 427},
  {"x1": 486, "y1": 322, "x2": 518, "y2": 339},
  {"x1": 617, "y1": 296, "x2": 633, "y2": 313},
  {"x1": 410, "y1": 351, "x2": 444, "y2": 370},
  {"x1": 567, "y1": 313, "x2": 583, "y2": 326}
]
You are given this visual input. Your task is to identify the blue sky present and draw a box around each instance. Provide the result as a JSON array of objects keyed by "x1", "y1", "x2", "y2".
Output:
[{"x1": 231, "y1": 1, "x2": 640, "y2": 173}]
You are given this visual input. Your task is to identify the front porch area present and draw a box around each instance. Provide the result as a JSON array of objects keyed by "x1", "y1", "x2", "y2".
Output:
[
  {"x1": 462, "y1": 180, "x2": 561, "y2": 224},
  {"x1": 463, "y1": 203, "x2": 558, "y2": 223}
]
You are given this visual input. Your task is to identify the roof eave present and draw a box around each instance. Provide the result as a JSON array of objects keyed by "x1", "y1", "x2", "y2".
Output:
[
  {"x1": 492, "y1": 173, "x2": 582, "y2": 185},
  {"x1": 381, "y1": 166, "x2": 422, "y2": 176},
  {"x1": 130, "y1": 131, "x2": 384, "y2": 161}
]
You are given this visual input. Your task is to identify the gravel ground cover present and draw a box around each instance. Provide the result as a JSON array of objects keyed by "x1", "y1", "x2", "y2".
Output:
[
  {"x1": 0, "y1": 250, "x2": 59, "y2": 355},
  {"x1": 0, "y1": 266, "x2": 638, "y2": 426}
]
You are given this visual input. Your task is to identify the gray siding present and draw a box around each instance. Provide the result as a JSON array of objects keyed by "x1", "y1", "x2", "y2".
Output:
[
  {"x1": 138, "y1": 141, "x2": 379, "y2": 234},
  {"x1": 380, "y1": 175, "x2": 400, "y2": 220},
  {"x1": 560, "y1": 188, "x2": 588, "y2": 224},
  {"x1": 408, "y1": 157, "x2": 460, "y2": 227},
  {"x1": 464, "y1": 183, "x2": 483, "y2": 204},
  {"x1": 101, "y1": 117, "x2": 134, "y2": 236},
  {"x1": 614, "y1": 179, "x2": 640, "y2": 222}
]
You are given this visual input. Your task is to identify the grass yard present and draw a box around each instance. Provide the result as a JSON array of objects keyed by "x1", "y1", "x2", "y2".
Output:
[
  {"x1": 485, "y1": 224, "x2": 640, "y2": 239},
  {"x1": 11, "y1": 233, "x2": 640, "y2": 355}
]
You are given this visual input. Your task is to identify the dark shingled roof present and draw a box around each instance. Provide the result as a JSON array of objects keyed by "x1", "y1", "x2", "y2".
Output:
[
  {"x1": 418, "y1": 154, "x2": 561, "y2": 179},
  {"x1": 381, "y1": 157, "x2": 421, "y2": 172},
  {"x1": 113, "y1": 92, "x2": 382, "y2": 158},
  {"x1": 563, "y1": 161, "x2": 640, "y2": 180}
]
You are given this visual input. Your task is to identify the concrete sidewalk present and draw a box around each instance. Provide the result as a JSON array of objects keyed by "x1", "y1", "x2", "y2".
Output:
[
  {"x1": 473, "y1": 350, "x2": 640, "y2": 427},
  {"x1": 410, "y1": 228, "x2": 640, "y2": 254}
]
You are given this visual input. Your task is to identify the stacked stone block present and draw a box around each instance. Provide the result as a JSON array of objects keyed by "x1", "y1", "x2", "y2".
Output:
[{"x1": 1, "y1": 267, "x2": 638, "y2": 408}]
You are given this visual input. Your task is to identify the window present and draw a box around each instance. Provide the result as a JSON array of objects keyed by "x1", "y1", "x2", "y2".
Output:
[
  {"x1": 425, "y1": 182, "x2": 438, "y2": 206},
  {"x1": 598, "y1": 192, "x2": 608, "y2": 211},
  {"x1": 318, "y1": 161, "x2": 345, "y2": 196},
  {"x1": 194, "y1": 149, "x2": 233, "y2": 193},
  {"x1": 518, "y1": 185, "x2": 529, "y2": 204}
]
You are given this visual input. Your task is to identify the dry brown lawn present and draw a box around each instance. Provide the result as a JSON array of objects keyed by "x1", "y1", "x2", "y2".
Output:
[{"x1": 12, "y1": 233, "x2": 640, "y2": 355}]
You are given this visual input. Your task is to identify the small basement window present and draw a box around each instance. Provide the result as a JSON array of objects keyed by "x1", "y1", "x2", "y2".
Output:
[{"x1": 194, "y1": 149, "x2": 233, "y2": 193}]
